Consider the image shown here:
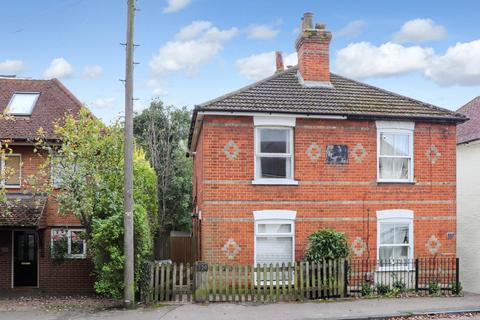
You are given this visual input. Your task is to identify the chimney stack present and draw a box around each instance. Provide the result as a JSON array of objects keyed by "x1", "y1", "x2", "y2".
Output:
[
  {"x1": 295, "y1": 12, "x2": 332, "y2": 87},
  {"x1": 275, "y1": 51, "x2": 284, "y2": 73}
]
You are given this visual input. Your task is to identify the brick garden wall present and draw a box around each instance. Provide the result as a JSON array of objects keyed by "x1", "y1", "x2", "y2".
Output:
[{"x1": 193, "y1": 115, "x2": 457, "y2": 264}]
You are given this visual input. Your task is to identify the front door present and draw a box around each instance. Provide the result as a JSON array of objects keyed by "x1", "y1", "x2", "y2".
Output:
[{"x1": 13, "y1": 230, "x2": 38, "y2": 287}]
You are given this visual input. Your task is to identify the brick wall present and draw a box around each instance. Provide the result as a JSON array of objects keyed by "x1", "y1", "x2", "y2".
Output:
[{"x1": 193, "y1": 115, "x2": 457, "y2": 264}]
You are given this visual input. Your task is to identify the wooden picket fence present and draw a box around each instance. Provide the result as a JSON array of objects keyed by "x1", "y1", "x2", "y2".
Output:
[{"x1": 144, "y1": 259, "x2": 347, "y2": 303}]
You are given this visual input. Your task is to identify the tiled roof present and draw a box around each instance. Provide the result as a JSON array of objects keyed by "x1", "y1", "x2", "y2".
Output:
[
  {"x1": 456, "y1": 96, "x2": 480, "y2": 144},
  {"x1": 0, "y1": 194, "x2": 47, "y2": 227},
  {"x1": 197, "y1": 67, "x2": 465, "y2": 121},
  {"x1": 189, "y1": 67, "x2": 466, "y2": 149},
  {"x1": 0, "y1": 78, "x2": 83, "y2": 141}
]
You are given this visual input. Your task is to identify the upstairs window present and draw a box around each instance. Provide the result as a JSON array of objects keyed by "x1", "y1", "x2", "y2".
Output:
[
  {"x1": 1, "y1": 154, "x2": 21, "y2": 187},
  {"x1": 254, "y1": 127, "x2": 294, "y2": 183},
  {"x1": 376, "y1": 121, "x2": 414, "y2": 183},
  {"x1": 7, "y1": 92, "x2": 40, "y2": 115}
]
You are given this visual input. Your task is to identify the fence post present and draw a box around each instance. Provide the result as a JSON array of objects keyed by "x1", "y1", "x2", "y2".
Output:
[
  {"x1": 455, "y1": 258, "x2": 460, "y2": 291},
  {"x1": 194, "y1": 261, "x2": 209, "y2": 303},
  {"x1": 343, "y1": 259, "x2": 348, "y2": 297},
  {"x1": 415, "y1": 259, "x2": 419, "y2": 292}
]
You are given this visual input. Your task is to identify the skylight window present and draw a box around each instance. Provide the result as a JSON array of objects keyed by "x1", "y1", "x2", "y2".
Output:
[{"x1": 7, "y1": 92, "x2": 40, "y2": 115}]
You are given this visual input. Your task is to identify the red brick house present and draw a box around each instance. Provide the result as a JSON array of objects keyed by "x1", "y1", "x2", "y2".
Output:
[
  {"x1": 188, "y1": 13, "x2": 466, "y2": 266},
  {"x1": 0, "y1": 77, "x2": 93, "y2": 294}
]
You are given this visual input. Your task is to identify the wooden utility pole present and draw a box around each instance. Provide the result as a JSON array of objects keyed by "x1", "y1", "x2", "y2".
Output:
[{"x1": 123, "y1": 0, "x2": 135, "y2": 309}]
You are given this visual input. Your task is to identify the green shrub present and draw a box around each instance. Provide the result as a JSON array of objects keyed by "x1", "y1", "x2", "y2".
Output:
[
  {"x1": 392, "y1": 280, "x2": 407, "y2": 293},
  {"x1": 452, "y1": 282, "x2": 462, "y2": 295},
  {"x1": 376, "y1": 283, "x2": 390, "y2": 295},
  {"x1": 304, "y1": 229, "x2": 349, "y2": 262},
  {"x1": 386, "y1": 287, "x2": 401, "y2": 297},
  {"x1": 51, "y1": 236, "x2": 68, "y2": 264},
  {"x1": 361, "y1": 282, "x2": 373, "y2": 296},
  {"x1": 428, "y1": 281, "x2": 441, "y2": 295}
]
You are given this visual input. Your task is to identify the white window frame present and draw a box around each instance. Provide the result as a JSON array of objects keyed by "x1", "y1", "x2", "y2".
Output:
[
  {"x1": 376, "y1": 121, "x2": 415, "y2": 183},
  {"x1": 6, "y1": 92, "x2": 40, "y2": 116},
  {"x1": 0, "y1": 153, "x2": 22, "y2": 188},
  {"x1": 376, "y1": 209, "x2": 414, "y2": 271},
  {"x1": 253, "y1": 210, "x2": 296, "y2": 285},
  {"x1": 252, "y1": 116, "x2": 297, "y2": 185},
  {"x1": 50, "y1": 228, "x2": 87, "y2": 259},
  {"x1": 50, "y1": 153, "x2": 63, "y2": 189}
]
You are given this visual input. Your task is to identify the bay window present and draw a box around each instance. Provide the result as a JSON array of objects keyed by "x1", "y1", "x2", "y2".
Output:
[{"x1": 376, "y1": 121, "x2": 414, "y2": 183}]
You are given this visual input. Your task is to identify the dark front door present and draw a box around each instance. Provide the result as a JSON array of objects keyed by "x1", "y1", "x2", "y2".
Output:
[{"x1": 13, "y1": 230, "x2": 38, "y2": 287}]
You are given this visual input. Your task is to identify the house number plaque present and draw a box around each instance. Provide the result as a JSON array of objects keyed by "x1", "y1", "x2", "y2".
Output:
[{"x1": 196, "y1": 262, "x2": 208, "y2": 272}]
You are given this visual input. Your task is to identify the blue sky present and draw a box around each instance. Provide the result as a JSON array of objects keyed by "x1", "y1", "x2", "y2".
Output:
[{"x1": 2, "y1": 0, "x2": 480, "y2": 123}]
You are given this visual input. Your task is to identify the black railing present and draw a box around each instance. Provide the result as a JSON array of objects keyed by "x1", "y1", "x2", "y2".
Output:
[{"x1": 347, "y1": 257, "x2": 459, "y2": 296}]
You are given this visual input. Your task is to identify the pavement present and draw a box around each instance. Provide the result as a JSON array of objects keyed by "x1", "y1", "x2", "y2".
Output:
[{"x1": 1, "y1": 293, "x2": 480, "y2": 320}]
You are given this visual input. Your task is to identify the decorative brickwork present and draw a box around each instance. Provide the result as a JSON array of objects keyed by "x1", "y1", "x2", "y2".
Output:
[
  {"x1": 352, "y1": 143, "x2": 367, "y2": 163},
  {"x1": 223, "y1": 140, "x2": 240, "y2": 160},
  {"x1": 426, "y1": 234, "x2": 442, "y2": 255},
  {"x1": 306, "y1": 143, "x2": 321, "y2": 161},
  {"x1": 351, "y1": 237, "x2": 367, "y2": 257},
  {"x1": 221, "y1": 238, "x2": 241, "y2": 260},
  {"x1": 426, "y1": 145, "x2": 441, "y2": 164}
]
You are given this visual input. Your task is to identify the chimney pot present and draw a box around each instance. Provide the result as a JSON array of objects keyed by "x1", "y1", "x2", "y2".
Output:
[
  {"x1": 275, "y1": 51, "x2": 284, "y2": 73},
  {"x1": 303, "y1": 12, "x2": 314, "y2": 30}
]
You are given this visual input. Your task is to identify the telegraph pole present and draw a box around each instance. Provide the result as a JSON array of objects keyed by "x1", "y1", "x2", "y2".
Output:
[{"x1": 123, "y1": 0, "x2": 135, "y2": 309}]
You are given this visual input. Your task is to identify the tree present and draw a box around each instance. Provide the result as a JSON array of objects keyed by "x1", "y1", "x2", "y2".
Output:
[
  {"x1": 40, "y1": 108, "x2": 157, "y2": 298},
  {"x1": 304, "y1": 229, "x2": 350, "y2": 262},
  {"x1": 133, "y1": 100, "x2": 192, "y2": 232}
]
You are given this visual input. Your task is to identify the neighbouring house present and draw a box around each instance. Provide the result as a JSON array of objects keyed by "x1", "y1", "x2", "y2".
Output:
[
  {"x1": 0, "y1": 77, "x2": 93, "y2": 294},
  {"x1": 188, "y1": 13, "x2": 466, "y2": 268},
  {"x1": 456, "y1": 97, "x2": 480, "y2": 294}
]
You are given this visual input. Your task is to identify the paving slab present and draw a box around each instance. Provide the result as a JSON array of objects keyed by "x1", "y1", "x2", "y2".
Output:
[{"x1": 0, "y1": 293, "x2": 479, "y2": 320}]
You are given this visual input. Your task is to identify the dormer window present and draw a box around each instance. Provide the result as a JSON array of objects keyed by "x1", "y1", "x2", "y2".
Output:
[{"x1": 7, "y1": 92, "x2": 40, "y2": 115}]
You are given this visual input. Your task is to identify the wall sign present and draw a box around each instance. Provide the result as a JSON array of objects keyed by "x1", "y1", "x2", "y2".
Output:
[{"x1": 326, "y1": 145, "x2": 348, "y2": 164}]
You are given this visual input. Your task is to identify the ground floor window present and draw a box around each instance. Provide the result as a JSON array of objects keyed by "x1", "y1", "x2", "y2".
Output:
[
  {"x1": 376, "y1": 209, "x2": 413, "y2": 267},
  {"x1": 253, "y1": 210, "x2": 295, "y2": 266},
  {"x1": 51, "y1": 228, "x2": 87, "y2": 259}
]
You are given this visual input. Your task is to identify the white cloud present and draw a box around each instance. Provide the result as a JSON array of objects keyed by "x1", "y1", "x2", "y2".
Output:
[
  {"x1": 236, "y1": 51, "x2": 297, "y2": 81},
  {"x1": 425, "y1": 40, "x2": 480, "y2": 86},
  {"x1": 150, "y1": 21, "x2": 238, "y2": 76},
  {"x1": 83, "y1": 65, "x2": 103, "y2": 79},
  {"x1": 147, "y1": 78, "x2": 169, "y2": 96},
  {"x1": 335, "y1": 41, "x2": 434, "y2": 79},
  {"x1": 134, "y1": 100, "x2": 147, "y2": 113},
  {"x1": 90, "y1": 97, "x2": 116, "y2": 109},
  {"x1": 393, "y1": 18, "x2": 446, "y2": 43},
  {"x1": 43, "y1": 58, "x2": 74, "y2": 79},
  {"x1": 0, "y1": 59, "x2": 25, "y2": 74},
  {"x1": 246, "y1": 25, "x2": 279, "y2": 40},
  {"x1": 163, "y1": 0, "x2": 191, "y2": 13},
  {"x1": 336, "y1": 20, "x2": 366, "y2": 38}
]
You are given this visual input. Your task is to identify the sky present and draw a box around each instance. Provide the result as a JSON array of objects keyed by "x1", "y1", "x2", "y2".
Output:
[{"x1": 2, "y1": 0, "x2": 480, "y2": 123}]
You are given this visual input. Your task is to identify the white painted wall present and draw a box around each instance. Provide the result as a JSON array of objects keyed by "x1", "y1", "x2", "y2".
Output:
[{"x1": 457, "y1": 140, "x2": 480, "y2": 293}]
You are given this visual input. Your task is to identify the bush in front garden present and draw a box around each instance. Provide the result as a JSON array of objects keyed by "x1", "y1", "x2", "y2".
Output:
[{"x1": 304, "y1": 228, "x2": 350, "y2": 262}]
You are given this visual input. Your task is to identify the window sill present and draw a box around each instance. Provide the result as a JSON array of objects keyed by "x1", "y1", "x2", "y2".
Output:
[
  {"x1": 376, "y1": 267, "x2": 414, "y2": 272},
  {"x1": 2, "y1": 185, "x2": 21, "y2": 189},
  {"x1": 251, "y1": 179, "x2": 299, "y2": 186},
  {"x1": 377, "y1": 180, "x2": 415, "y2": 184}
]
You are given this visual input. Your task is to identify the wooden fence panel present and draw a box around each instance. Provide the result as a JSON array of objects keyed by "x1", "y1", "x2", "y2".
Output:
[{"x1": 148, "y1": 259, "x2": 349, "y2": 303}]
